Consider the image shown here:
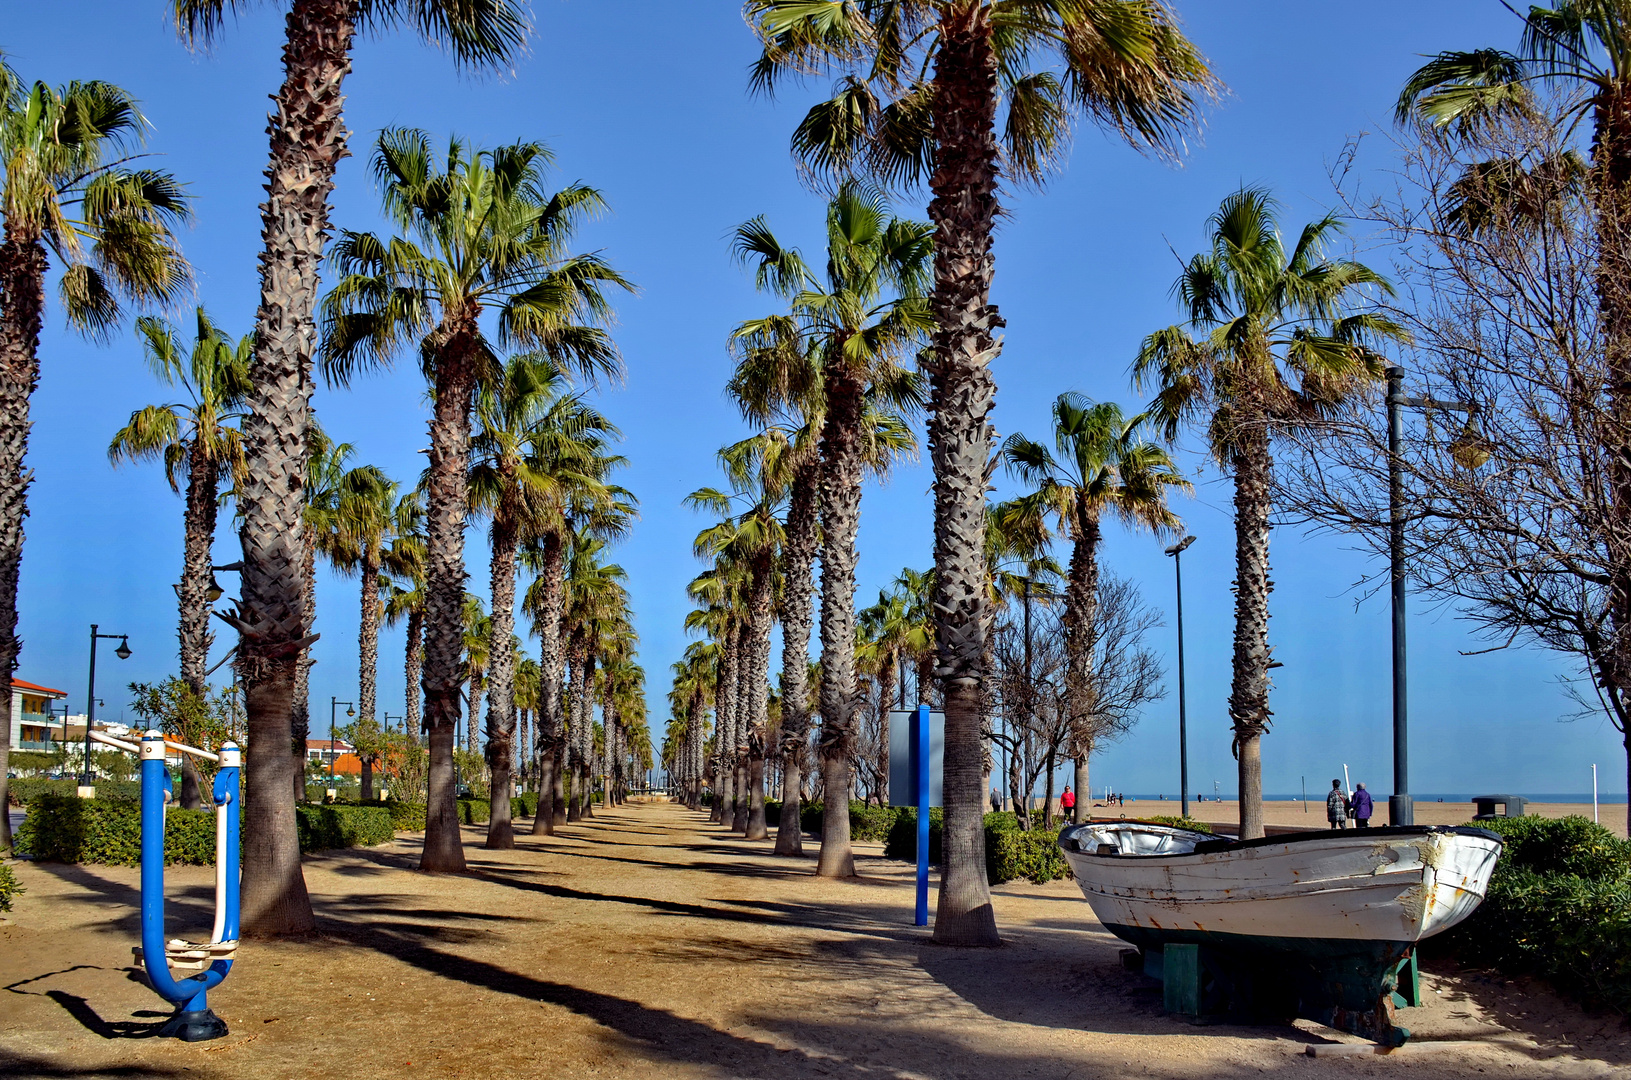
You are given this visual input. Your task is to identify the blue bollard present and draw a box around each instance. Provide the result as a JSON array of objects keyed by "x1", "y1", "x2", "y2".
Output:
[{"x1": 136, "y1": 730, "x2": 239, "y2": 1042}]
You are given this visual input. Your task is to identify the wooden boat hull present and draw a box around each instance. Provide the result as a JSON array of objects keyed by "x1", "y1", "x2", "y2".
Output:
[{"x1": 1057, "y1": 823, "x2": 1502, "y2": 1043}]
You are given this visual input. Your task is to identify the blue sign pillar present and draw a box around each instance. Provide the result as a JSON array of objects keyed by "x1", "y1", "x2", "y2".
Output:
[{"x1": 913, "y1": 702, "x2": 930, "y2": 927}]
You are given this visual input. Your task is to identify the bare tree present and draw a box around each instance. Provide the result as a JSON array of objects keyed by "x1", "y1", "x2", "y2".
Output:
[{"x1": 1282, "y1": 105, "x2": 1631, "y2": 832}]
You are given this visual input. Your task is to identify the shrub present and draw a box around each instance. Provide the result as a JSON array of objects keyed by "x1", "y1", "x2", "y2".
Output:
[
  {"x1": 16, "y1": 794, "x2": 395, "y2": 864},
  {"x1": 0, "y1": 861, "x2": 23, "y2": 912},
  {"x1": 8, "y1": 778, "x2": 139, "y2": 807},
  {"x1": 885, "y1": 808, "x2": 1070, "y2": 884},
  {"x1": 795, "y1": 801, "x2": 898, "y2": 842},
  {"x1": 295, "y1": 804, "x2": 394, "y2": 852},
  {"x1": 1145, "y1": 815, "x2": 1213, "y2": 834},
  {"x1": 456, "y1": 798, "x2": 490, "y2": 824},
  {"x1": 1435, "y1": 815, "x2": 1631, "y2": 1015}
]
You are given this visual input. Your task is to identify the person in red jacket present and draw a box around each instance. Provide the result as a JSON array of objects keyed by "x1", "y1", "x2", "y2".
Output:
[{"x1": 1061, "y1": 786, "x2": 1076, "y2": 819}]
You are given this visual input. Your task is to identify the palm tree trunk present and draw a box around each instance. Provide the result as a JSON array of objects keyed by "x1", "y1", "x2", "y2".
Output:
[
  {"x1": 419, "y1": 321, "x2": 480, "y2": 874},
  {"x1": 531, "y1": 532, "x2": 566, "y2": 834},
  {"x1": 0, "y1": 233, "x2": 47, "y2": 854},
  {"x1": 360, "y1": 755, "x2": 374, "y2": 802},
  {"x1": 358, "y1": 548, "x2": 380, "y2": 731},
  {"x1": 1063, "y1": 508, "x2": 1101, "y2": 828},
  {"x1": 404, "y1": 606, "x2": 423, "y2": 738},
  {"x1": 567, "y1": 650, "x2": 586, "y2": 822},
  {"x1": 235, "y1": 0, "x2": 361, "y2": 933},
  {"x1": 485, "y1": 510, "x2": 519, "y2": 849},
  {"x1": 1229, "y1": 420, "x2": 1275, "y2": 841},
  {"x1": 816, "y1": 366, "x2": 866, "y2": 878},
  {"x1": 176, "y1": 442, "x2": 221, "y2": 812},
  {"x1": 581, "y1": 656, "x2": 597, "y2": 819},
  {"x1": 732, "y1": 619, "x2": 753, "y2": 833},
  {"x1": 712, "y1": 636, "x2": 737, "y2": 825},
  {"x1": 746, "y1": 554, "x2": 772, "y2": 840},
  {"x1": 292, "y1": 538, "x2": 316, "y2": 803},
  {"x1": 925, "y1": 1, "x2": 1002, "y2": 945},
  {"x1": 1073, "y1": 757, "x2": 1089, "y2": 824}
]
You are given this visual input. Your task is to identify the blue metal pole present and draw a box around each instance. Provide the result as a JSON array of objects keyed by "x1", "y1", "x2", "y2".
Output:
[{"x1": 915, "y1": 702, "x2": 930, "y2": 927}]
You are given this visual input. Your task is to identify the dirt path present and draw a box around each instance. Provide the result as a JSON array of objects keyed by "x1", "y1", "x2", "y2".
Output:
[{"x1": 2, "y1": 802, "x2": 1626, "y2": 1079}]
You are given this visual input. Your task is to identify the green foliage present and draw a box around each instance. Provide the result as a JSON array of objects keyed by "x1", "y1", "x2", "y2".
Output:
[
  {"x1": 796, "y1": 801, "x2": 900, "y2": 842},
  {"x1": 7, "y1": 750, "x2": 59, "y2": 776},
  {"x1": 127, "y1": 678, "x2": 237, "y2": 782},
  {"x1": 1145, "y1": 815, "x2": 1213, "y2": 834},
  {"x1": 885, "y1": 808, "x2": 1072, "y2": 884},
  {"x1": 15, "y1": 794, "x2": 396, "y2": 864},
  {"x1": 0, "y1": 861, "x2": 23, "y2": 912},
  {"x1": 8, "y1": 778, "x2": 138, "y2": 807},
  {"x1": 1436, "y1": 816, "x2": 1631, "y2": 1014},
  {"x1": 453, "y1": 749, "x2": 489, "y2": 798},
  {"x1": 295, "y1": 804, "x2": 395, "y2": 852},
  {"x1": 457, "y1": 798, "x2": 490, "y2": 824}
]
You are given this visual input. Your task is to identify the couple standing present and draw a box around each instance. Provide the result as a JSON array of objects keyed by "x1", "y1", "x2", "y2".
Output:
[{"x1": 1326, "y1": 780, "x2": 1373, "y2": 829}]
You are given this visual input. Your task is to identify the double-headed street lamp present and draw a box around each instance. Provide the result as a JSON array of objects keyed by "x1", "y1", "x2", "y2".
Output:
[
  {"x1": 329, "y1": 696, "x2": 355, "y2": 789},
  {"x1": 1164, "y1": 535, "x2": 1197, "y2": 819},
  {"x1": 1386, "y1": 366, "x2": 1488, "y2": 828},
  {"x1": 82, "y1": 625, "x2": 131, "y2": 788}
]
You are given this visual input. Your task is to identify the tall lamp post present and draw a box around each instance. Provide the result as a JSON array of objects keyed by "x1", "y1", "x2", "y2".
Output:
[
  {"x1": 1165, "y1": 536, "x2": 1197, "y2": 819},
  {"x1": 329, "y1": 696, "x2": 355, "y2": 790},
  {"x1": 82, "y1": 625, "x2": 131, "y2": 790},
  {"x1": 1386, "y1": 366, "x2": 1488, "y2": 828}
]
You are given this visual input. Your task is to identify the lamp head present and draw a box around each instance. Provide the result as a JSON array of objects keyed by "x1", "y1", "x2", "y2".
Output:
[
  {"x1": 114, "y1": 638, "x2": 131, "y2": 661},
  {"x1": 347, "y1": 706, "x2": 355, "y2": 717},
  {"x1": 1165, "y1": 535, "x2": 1198, "y2": 557},
  {"x1": 1448, "y1": 416, "x2": 1492, "y2": 470}
]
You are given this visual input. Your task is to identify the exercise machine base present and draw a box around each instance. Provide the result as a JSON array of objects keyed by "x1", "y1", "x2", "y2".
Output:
[{"x1": 158, "y1": 1007, "x2": 228, "y2": 1042}]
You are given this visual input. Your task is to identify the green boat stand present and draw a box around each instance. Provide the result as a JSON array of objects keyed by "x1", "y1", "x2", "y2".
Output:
[{"x1": 1126, "y1": 943, "x2": 1419, "y2": 1047}]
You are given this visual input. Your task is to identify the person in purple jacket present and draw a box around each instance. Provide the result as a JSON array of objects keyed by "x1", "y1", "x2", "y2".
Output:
[{"x1": 1350, "y1": 782, "x2": 1374, "y2": 828}]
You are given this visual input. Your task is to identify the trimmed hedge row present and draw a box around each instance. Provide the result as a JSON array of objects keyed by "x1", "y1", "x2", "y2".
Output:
[
  {"x1": 1435, "y1": 815, "x2": 1631, "y2": 1015},
  {"x1": 884, "y1": 808, "x2": 1072, "y2": 884},
  {"x1": 8, "y1": 778, "x2": 140, "y2": 807},
  {"x1": 14, "y1": 794, "x2": 395, "y2": 865}
]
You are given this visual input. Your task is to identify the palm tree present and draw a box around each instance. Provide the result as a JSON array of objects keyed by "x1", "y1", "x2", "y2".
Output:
[
  {"x1": 173, "y1": 0, "x2": 528, "y2": 932},
  {"x1": 520, "y1": 465, "x2": 635, "y2": 832},
  {"x1": 321, "y1": 129, "x2": 630, "y2": 872},
  {"x1": 470, "y1": 353, "x2": 620, "y2": 847},
  {"x1": 746, "y1": 0, "x2": 1216, "y2": 944},
  {"x1": 109, "y1": 310, "x2": 249, "y2": 811},
  {"x1": 383, "y1": 493, "x2": 426, "y2": 741},
  {"x1": 514, "y1": 655, "x2": 541, "y2": 788},
  {"x1": 109, "y1": 310, "x2": 250, "y2": 694},
  {"x1": 1134, "y1": 188, "x2": 1405, "y2": 839},
  {"x1": 1003, "y1": 394, "x2": 1187, "y2": 822},
  {"x1": 685, "y1": 571, "x2": 747, "y2": 828},
  {"x1": 731, "y1": 182, "x2": 931, "y2": 877},
  {"x1": 560, "y1": 532, "x2": 629, "y2": 821},
  {"x1": 689, "y1": 439, "x2": 788, "y2": 841},
  {"x1": 332, "y1": 463, "x2": 411, "y2": 800},
  {"x1": 0, "y1": 68, "x2": 191, "y2": 850}
]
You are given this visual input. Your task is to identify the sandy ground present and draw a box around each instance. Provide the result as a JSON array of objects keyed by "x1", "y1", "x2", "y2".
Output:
[
  {"x1": 1073, "y1": 799, "x2": 1631, "y2": 838},
  {"x1": 2, "y1": 802, "x2": 1628, "y2": 1079}
]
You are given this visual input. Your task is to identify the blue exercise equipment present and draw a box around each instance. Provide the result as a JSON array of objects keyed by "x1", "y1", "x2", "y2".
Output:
[{"x1": 90, "y1": 728, "x2": 241, "y2": 1041}]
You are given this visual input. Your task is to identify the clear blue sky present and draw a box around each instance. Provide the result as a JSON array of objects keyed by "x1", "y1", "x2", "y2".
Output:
[{"x1": 5, "y1": 2, "x2": 1622, "y2": 797}]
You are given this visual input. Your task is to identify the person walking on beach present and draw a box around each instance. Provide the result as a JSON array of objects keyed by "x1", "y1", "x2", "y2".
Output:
[
  {"x1": 1061, "y1": 786, "x2": 1076, "y2": 819},
  {"x1": 1327, "y1": 779, "x2": 1350, "y2": 829},
  {"x1": 1350, "y1": 783, "x2": 1373, "y2": 829}
]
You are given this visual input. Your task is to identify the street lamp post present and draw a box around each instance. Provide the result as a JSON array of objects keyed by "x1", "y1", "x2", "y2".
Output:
[
  {"x1": 1165, "y1": 535, "x2": 1197, "y2": 819},
  {"x1": 329, "y1": 696, "x2": 355, "y2": 792},
  {"x1": 82, "y1": 624, "x2": 131, "y2": 790},
  {"x1": 1385, "y1": 367, "x2": 1487, "y2": 828}
]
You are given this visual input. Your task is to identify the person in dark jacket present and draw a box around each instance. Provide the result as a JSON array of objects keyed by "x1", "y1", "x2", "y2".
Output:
[
  {"x1": 1350, "y1": 783, "x2": 1373, "y2": 828},
  {"x1": 1326, "y1": 779, "x2": 1349, "y2": 829}
]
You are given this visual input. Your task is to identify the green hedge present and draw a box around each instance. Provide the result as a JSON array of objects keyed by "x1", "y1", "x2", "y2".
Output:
[
  {"x1": 795, "y1": 801, "x2": 899, "y2": 842},
  {"x1": 9, "y1": 778, "x2": 140, "y2": 807},
  {"x1": 0, "y1": 861, "x2": 24, "y2": 911},
  {"x1": 295, "y1": 804, "x2": 395, "y2": 852},
  {"x1": 884, "y1": 808, "x2": 1072, "y2": 884},
  {"x1": 14, "y1": 794, "x2": 395, "y2": 865},
  {"x1": 1145, "y1": 815, "x2": 1214, "y2": 834},
  {"x1": 1436, "y1": 815, "x2": 1631, "y2": 1014}
]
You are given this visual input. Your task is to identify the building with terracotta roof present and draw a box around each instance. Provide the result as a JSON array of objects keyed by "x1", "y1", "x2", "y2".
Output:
[{"x1": 9, "y1": 678, "x2": 69, "y2": 751}]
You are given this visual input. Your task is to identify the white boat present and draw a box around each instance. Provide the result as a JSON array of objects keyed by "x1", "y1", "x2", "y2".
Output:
[{"x1": 1057, "y1": 821, "x2": 1502, "y2": 1043}]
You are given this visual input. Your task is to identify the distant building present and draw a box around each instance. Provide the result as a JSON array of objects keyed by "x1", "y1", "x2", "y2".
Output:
[
  {"x1": 9, "y1": 678, "x2": 69, "y2": 751},
  {"x1": 306, "y1": 738, "x2": 361, "y2": 776}
]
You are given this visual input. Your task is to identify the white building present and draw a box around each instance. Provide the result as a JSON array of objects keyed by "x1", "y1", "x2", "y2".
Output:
[{"x1": 8, "y1": 678, "x2": 69, "y2": 751}]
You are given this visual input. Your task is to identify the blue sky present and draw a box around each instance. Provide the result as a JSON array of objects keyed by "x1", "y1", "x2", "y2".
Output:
[{"x1": 5, "y1": 2, "x2": 1623, "y2": 797}]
